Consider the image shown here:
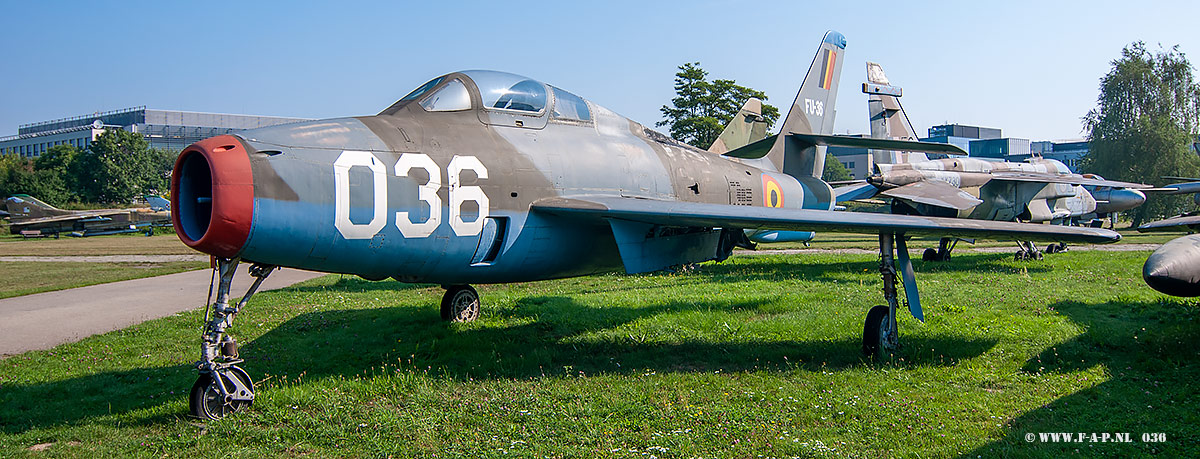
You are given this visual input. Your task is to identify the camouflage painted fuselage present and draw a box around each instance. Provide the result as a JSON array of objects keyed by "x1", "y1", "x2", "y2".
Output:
[{"x1": 874, "y1": 157, "x2": 1095, "y2": 222}]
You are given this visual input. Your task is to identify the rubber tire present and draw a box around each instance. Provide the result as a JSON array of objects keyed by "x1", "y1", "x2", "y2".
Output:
[
  {"x1": 441, "y1": 285, "x2": 480, "y2": 323},
  {"x1": 922, "y1": 248, "x2": 938, "y2": 261},
  {"x1": 862, "y1": 305, "x2": 891, "y2": 357},
  {"x1": 189, "y1": 367, "x2": 254, "y2": 420}
]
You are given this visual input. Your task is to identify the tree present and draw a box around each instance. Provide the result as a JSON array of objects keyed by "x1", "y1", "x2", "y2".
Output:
[
  {"x1": 822, "y1": 156, "x2": 852, "y2": 182},
  {"x1": 658, "y1": 62, "x2": 780, "y2": 149},
  {"x1": 1084, "y1": 42, "x2": 1200, "y2": 226},
  {"x1": 74, "y1": 129, "x2": 170, "y2": 203}
]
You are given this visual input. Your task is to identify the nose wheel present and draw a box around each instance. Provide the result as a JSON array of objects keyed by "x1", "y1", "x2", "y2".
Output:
[
  {"x1": 190, "y1": 365, "x2": 255, "y2": 420},
  {"x1": 441, "y1": 285, "x2": 481, "y2": 322},
  {"x1": 187, "y1": 258, "x2": 275, "y2": 420}
]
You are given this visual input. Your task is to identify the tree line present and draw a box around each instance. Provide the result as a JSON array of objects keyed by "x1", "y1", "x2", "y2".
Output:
[{"x1": 0, "y1": 129, "x2": 176, "y2": 207}]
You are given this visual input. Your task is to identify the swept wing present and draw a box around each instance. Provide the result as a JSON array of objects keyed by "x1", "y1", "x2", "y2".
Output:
[{"x1": 531, "y1": 196, "x2": 1119, "y2": 244}]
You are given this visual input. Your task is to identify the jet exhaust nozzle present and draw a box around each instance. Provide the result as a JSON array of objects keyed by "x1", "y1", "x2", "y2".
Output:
[{"x1": 170, "y1": 135, "x2": 255, "y2": 258}]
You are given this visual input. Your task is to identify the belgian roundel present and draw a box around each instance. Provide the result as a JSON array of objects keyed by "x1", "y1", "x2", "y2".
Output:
[{"x1": 762, "y1": 174, "x2": 784, "y2": 208}]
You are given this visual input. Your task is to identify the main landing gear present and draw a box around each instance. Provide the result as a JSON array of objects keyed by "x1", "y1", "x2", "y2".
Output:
[
  {"x1": 863, "y1": 233, "x2": 924, "y2": 359},
  {"x1": 441, "y1": 285, "x2": 480, "y2": 322},
  {"x1": 1014, "y1": 241, "x2": 1044, "y2": 261},
  {"x1": 189, "y1": 258, "x2": 275, "y2": 420},
  {"x1": 921, "y1": 237, "x2": 959, "y2": 262}
]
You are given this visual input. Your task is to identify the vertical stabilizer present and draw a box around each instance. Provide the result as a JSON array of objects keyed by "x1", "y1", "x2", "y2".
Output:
[
  {"x1": 708, "y1": 98, "x2": 769, "y2": 154},
  {"x1": 4, "y1": 195, "x2": 64, "y2": 221},
  {"x1": 863, "y1": 62, "x2": 926, "y2": 165},
  {"x1": 758, "y1": 30, "x2": 846, "y2": 210}
]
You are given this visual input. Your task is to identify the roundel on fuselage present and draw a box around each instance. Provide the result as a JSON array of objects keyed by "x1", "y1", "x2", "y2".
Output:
[{"x1": 763, "y1": 174, "x2": 784, "y2": 208}]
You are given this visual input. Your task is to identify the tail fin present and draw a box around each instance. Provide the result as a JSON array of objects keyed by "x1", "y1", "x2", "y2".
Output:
[
  {"x1": 708, "y1": 98, "x2": 769, "y2": 154},
  {"x1": 5, "y1": 195, "x2": 63, "y2": 220},
  {"x1": 863, "y1": 62, "x2": 926, "y2": 165},
  {"x1": 758, "y1": 30, "x2": 846, "y2": 210},
  {"x1": 145, "y1": 195, "x2": 171, "y2": 212}
]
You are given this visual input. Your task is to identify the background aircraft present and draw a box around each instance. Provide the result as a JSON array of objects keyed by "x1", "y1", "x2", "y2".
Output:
[
  {"x1": 5, "y1": 194, "x2": 171, "y2": 237},
  {"x1": 844, "y1": 62, "x2": 1150, "y2": 261},
  {"x1": 168, "y1": 31, "x2": 1118, "y2": 419}
]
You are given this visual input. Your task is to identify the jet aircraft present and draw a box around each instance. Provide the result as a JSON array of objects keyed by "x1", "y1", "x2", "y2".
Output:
[
  {"x1": 169, "y1": 31, "x2": 1119, "y2": 419},
  {"x1": 840, "y1": 62, "x2": 1149, "y2": 261},
  {"x1": 4, "y1": 194, "x2": 171, "y2": 237}
]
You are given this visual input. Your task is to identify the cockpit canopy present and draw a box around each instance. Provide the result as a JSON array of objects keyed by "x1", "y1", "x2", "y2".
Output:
[{"x1": 381, "y1": 70, "x2": 591, "y2": 122}]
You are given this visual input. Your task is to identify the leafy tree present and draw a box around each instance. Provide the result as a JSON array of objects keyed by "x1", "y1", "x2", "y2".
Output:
[
  {"x1": 74, "y1": 129, "x2": 165, "y2": 203},
  {"x1": 822, "y1": 155, "x2": 852, "y2": 182},
  {"x1": 1084, "y1": 42, "x2": 1200, "y2": 226},
  {"x1": 0, "y1": 154, "x2": 72, "y2": 206},
  {"x1": 658, "y1": 62, "x2": 780, "y2": 149}
]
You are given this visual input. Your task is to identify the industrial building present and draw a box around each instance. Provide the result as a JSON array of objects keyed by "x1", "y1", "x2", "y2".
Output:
[{"x1": 0, "y1": 107, "x2": 310, "y2": 158}]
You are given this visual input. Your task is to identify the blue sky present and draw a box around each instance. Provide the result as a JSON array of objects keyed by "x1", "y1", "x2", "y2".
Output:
[{"x1": 3, "y1": 1, "x2": 1197, "y2": 142}]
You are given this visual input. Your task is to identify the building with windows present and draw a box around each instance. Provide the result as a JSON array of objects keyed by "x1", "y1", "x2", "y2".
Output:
[
  {"x1": 921, "y1": 123, "x2": 1002, "y2": 155},
  {"x1": 0, "y1": 106, "x2": 310, "y2": 158}
]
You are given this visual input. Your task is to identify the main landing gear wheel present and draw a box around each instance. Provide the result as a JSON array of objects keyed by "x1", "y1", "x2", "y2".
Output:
[
  {"x1": 922, "y1": 248, "x2": 938, "y2": 261},
  {"x1": 189, "y1": 366, "x2": 254, "y2": 420},
  {"x1": 862, "y1": 305, "x2": 895, "y2": 358},
  {"x1": 441, "y1": 285, "x2": 480, "y2": 322}
]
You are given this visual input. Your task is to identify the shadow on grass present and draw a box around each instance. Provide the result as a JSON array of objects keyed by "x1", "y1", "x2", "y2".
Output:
[
  {"x1": 0, "y1": 294, "x2": 994, "y2": 435},
  {"x1": 712, "y1": 251, "x2": 1052, "y2": 283},
  {"x1": 961, "y1": 298, "x2": 1200, "y2": 457}
]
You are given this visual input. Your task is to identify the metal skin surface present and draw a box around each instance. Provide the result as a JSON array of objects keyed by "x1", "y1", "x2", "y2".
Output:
[
  {"x1": 169, "y1": 32, "x2": 1128, "y2": 418},
  {"x1": 1144, "y1": 234, "x2": 1200, "y2": 297},
  {"x1": 5, "y1": 194, "x2": 171, "y2": 236},
  {"x1": 861, "y1": 62, "x2": 1149, "y2": 225}
]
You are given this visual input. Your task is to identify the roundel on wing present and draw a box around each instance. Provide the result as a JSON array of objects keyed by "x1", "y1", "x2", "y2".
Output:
[{"x1": 762, "y1": 174, "x2": 784, "y2": 208}]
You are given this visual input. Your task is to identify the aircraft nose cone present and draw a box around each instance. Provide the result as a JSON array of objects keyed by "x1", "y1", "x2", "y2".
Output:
[
  {"x1": 1143, "y1": 234, "x2": 1200, "y2": 297},
  {"x1": 1095, "y1": 188, "x2": 1147, "y2": 214},
  {"x1": 170, "y1": 135, "x2": 255, "y2": 258}
]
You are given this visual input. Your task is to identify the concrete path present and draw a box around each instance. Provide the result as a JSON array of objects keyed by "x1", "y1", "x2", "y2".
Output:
[{"x1": 0, "y1": 267, "x2": 326, "y2": 357}]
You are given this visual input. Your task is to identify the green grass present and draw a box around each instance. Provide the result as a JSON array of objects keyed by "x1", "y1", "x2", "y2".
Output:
[
  {"x1": 0, "y1": 233, "x2": 193, "y2": 256},
  {"x1": 754, "y1": 227, "x2": 1181, "y2": 250},
  {"x1": 1, "y1": 250, "x2": 1196, "y2": 457},
  {"x1": 0, "y1": 262, "x2": 206, "y2": 299}
]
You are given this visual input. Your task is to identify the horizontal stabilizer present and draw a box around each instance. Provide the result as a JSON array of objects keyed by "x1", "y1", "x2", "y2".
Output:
[
  {"x1": 787, "y1": 133, "x2": 968, "y2": 155},
  {"x1": 880, "y1": 180, "x2": 983, "y2": 210},
  {"x1": 834, "y1": 182, "x2": 879, "y2": 202},
  {"x1": 531, "y1": 196, "x2": 1120, "y2": 244}
]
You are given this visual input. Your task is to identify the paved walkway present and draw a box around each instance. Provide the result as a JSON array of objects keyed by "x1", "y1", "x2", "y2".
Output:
[{"x1": 0, "y1": 267, "x2": 326, "y2": 357}]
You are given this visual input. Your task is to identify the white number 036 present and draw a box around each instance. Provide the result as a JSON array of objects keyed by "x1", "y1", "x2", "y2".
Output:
[{"x1": 333, "y1": 151, "x2": 488, "y2": 240}]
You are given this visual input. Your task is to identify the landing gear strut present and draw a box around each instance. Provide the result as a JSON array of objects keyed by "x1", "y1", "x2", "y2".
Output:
[
  {"x1": 441, "y1": 285, "x2": 480, "y2": 322},
  {"x1": 1044, "y1": 242, "x2": 1068, "y2": 254},
  {"x1": 922, "y1": 237, "x2": 958, "y2": 262},
  {"x1": 189, "y1": 258, "x2": 275, "y2": 420},
  {"x1": 1014, "y1": 241, "x2": 1043, "y2": 261},
  {"x1": 863, "y1": 233, "x2": 922, "y2": 358}
]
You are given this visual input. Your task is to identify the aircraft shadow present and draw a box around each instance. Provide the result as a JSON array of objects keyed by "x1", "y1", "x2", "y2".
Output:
[
  {"x1": 0, "y1": 294, "x2": 994, "y2": 435},
  {"x1": 710, "y1": 251, "x2": 1053, "y2": 283},
  {"x1": 960, "y1": 298, "x2": 1200, "y2": 457}
]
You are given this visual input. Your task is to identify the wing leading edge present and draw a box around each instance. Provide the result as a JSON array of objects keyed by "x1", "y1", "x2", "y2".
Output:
[{"x1": 531, "y1": 196, "x2": 1120, "y2": 244}]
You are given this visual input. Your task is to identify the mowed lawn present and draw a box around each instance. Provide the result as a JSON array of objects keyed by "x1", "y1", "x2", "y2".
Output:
[{"x1": 1, "y1": 249, "x2": 1196, "y2": 457}]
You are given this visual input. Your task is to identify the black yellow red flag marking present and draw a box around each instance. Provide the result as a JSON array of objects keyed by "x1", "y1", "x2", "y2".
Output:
[{"x1": 762, "y1": 174, "x2": 784, "y2": 208}]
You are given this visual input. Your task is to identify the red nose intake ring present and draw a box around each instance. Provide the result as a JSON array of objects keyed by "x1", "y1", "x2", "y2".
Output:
[{"x1": 170, "y1": 135, "x2": 254, "y2": 258}]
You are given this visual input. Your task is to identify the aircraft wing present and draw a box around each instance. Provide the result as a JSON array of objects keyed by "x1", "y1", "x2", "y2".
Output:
[
  {"x1": 8, "y1": 211, "x2": 124, "y2": 226},
  {"x1": 989, "y1": 172, "x2": 1151, "y2": 189},
  {"x1": 879, "y1": 180, "x2": 983, "y2": 210},
  {"x1": 1138, "y1": 213, "x2": 1200, "y2": 232},
  {"x1": 531, "y1": 196, "x2": 1120, "y2": 244}
]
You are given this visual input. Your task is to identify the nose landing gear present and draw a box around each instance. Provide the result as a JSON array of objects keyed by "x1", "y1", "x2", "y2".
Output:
[{"x1": 188, "y1": 258, "x2": 275, "y2": 420}]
